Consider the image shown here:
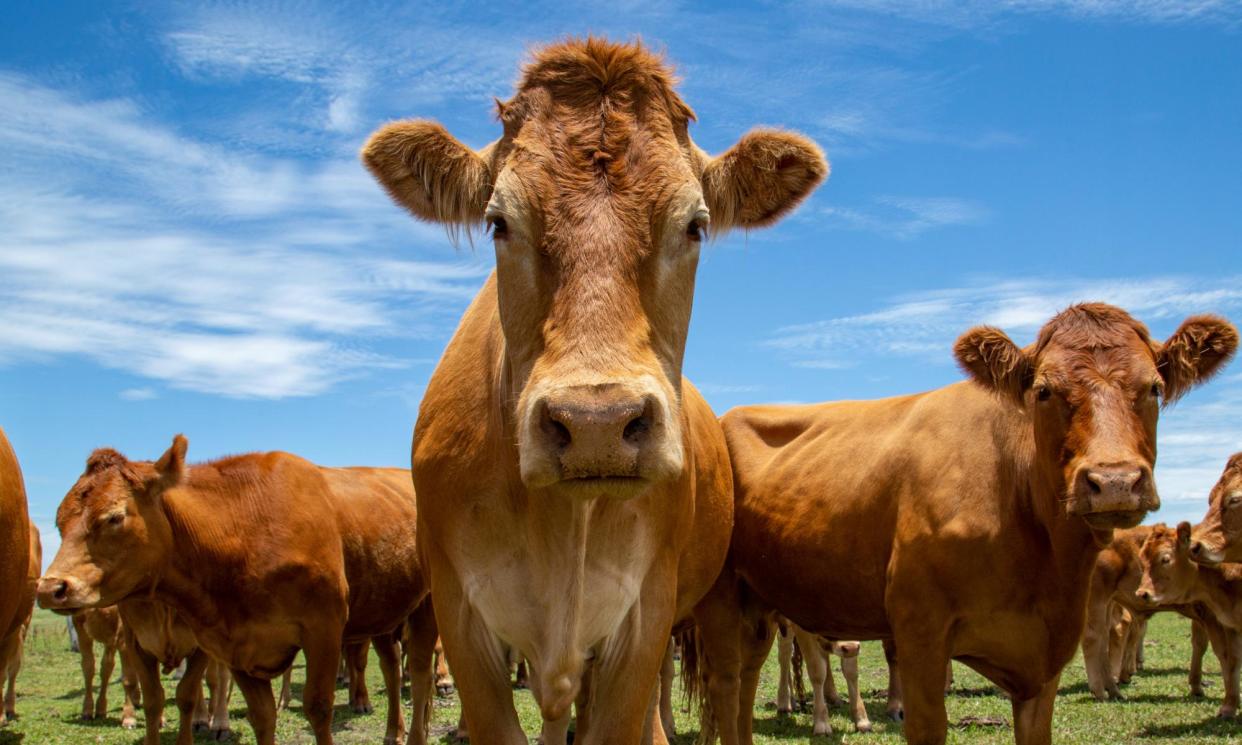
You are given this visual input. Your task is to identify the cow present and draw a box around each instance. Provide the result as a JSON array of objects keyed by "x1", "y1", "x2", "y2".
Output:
[
  {"x1": 72, "y1": 606, "x2": 140, "y2": 726},
  {"x1": 1083, "y1": 525, "x2": 1221, "y2": 700},
  {"x1": 0, "y1": 427, "x2": 32, "y2": 727},
  {"x1": 1136, "y1": 522, "x2": 1242, "y2": 717},
  {"x1": 361, "y1": 37, "x2": 826, "y2": 744},
  {"x1": 692, "y1": 304, "x2": 1237, "y2": 745},
  {"x1": 37, "y1": 438, "x2": 438, "y2": 745},
  {"x1": 775, "y1": 622, "x2": 871, "y2": 735},
  {"x1": 1190, "y1": 453, "x2": 1242, "y2": 565},
  {"x1": 0, "y1": 520, "x2": 38, "y2": 723}
]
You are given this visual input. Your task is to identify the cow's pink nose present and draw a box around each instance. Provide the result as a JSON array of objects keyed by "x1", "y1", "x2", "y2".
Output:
[{"x1": 538, "y1": 388, "x2": 654, "y2": 479}]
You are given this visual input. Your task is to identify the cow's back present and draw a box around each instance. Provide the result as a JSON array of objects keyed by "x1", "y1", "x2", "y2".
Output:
[
  {"x1": 319, "y1": 466, "x2": 424, "y2": 638},
  {"x1": 0, "y1": 428, "x2": 31, "y2": 642}
]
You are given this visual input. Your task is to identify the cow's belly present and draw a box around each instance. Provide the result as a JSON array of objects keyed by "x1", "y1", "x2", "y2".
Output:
[{"x1": 194, "y1": 623, "x2": 301, "y2": 679}]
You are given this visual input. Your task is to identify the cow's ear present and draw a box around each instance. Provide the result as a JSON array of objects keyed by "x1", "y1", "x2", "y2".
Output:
[
  {"x1": 361, "y1": 120, "x2": 492, "y2": 226},
  {"x1": 701, "y1": 130, "x2": 827, "y2": 233},
  {"x1": 1177, "y1": 521, "x2": 1193, "y2": 551},
  {"x1": 150, "y1": 434, "x2": 187, "y2": 495},
  {"x1": 954, "y1": 326, "x2": 1031, "y2": 405},
  {"x1": 1158, "y1": 315, "x2": 1238, "y2": 404}
]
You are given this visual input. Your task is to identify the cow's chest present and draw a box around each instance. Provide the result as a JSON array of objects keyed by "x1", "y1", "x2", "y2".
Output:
[{"x1": 452, "y1": 503, "x2": 665, "y2": 660}]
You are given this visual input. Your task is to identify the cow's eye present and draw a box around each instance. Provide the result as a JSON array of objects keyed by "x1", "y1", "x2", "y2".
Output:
[
  {"x1": 1150, "y1": 382, "x2": 1162, "y2": 400},
  {"x1": 489, "y1": 216, "x2": 508, "y2": 239},
  {"x1": 108, "y1": 513, "x2": 124, "y2": 527},
  {"x1": 1036, "y1": 385, "x2": 1052, "y2": 402},
  {"x1": 1228, "y1": 494, "x2": 1242, "y2": 508},
  {"x1": 686, "y1": 218, "x2": 704, "y2": 242}
]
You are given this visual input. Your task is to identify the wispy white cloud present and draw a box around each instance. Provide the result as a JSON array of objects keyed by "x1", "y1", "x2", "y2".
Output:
[
  {"x1": 810, "y1": 0, "x2": 1242, "y2": 28},
  {"x1": 120, "y1": 387, "x2": 158, "y2": 401},
  {"x1": 0, "y1": 72, "x2": 488, "y2": 398},
  {"x1": 824, "y1": 196, "x2": 988, "y2": 239}
]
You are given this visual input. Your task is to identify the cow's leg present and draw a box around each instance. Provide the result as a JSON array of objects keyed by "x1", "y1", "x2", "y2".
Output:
[
  {"x1": 659, "y1": 637, "x2": 675, "y2": 740},
  {"x1": 430, "y1": 561, "x2": 525, "y2": 745},
  {"x1": 118, "y1": 645, "x2": 139, "y2": 729},
  {"x1": 733, "y1": 617, "x2": 775, "y2": 745},
  {"x1": 890, "y1": 626, "x2": 950, "y2": 745},
  {"x1": 1190, "y1": 620, "x2": 1208, "y2": 697},
  {"x1": 206, "y1": 658, "x2": 232, "y2": 740},
  {"x1": 775, "y1": 625, "x2": 793, "y2": 714},
  {"x1": 689, "y1": 567, "x2": 747, "y2": 745},
  {"x1": 372, "y1": 630, "x2": 406, "y2": 745},
  {"x1": 96, "y1": 640, "x2": 117, "y2": 719},
  {"x1": 1011, "y1": 673, "x2": 1059, "y2": 745},
  {"x1": 1120, "y1": 614, "x2": 1146, "y2": 684},
  {"x1": 1080, "y1": 596, "x2": 1112, "y2": 701},
  {"x1": 2, "y1": 630, "x2": 22, "y2": 720},
  {"x1": 1219, "y1": 630, "x2": 1241, "y2": 719},
  {"x1": 78, "y1": 625, "x2": 97, "y2": 720},
  {"x1": 404, "y1": 599, "x2": 439, "y2": 745},
  {"x1": 344, "y1": 640, "x2": 372, "y2": 714},
  {"x1": 575, "y1": 659, "x2": 594, "y2": 741},
  {"x1": 174, "y1": 649, "x2": 211, "y2": 745},
  {"x1": 278, "y1": 666, "x2": 293, "y2": 710},
  {"x1": 1106, "y1": 607, "x2": 1128, "y2": 694},
  {"x1": 232, "y1": 670, "x2": 278, "y2": 745},
  {"x1": 642, "y1": 680, "x2": 670, "y2": 745},
  {"x1": 433, "y1": 637, "x2": 453, "y2": 696},
  {"x1": 839, "y1": 649, "x2": 872, "y2": 732},
  {"x1": 882, "y1": 638, "x2": 903, "y2": 721},
  {"x1": 127, "y1": 640, "x2": 165, "y2": 745},
  {"x1": 800, "y1": 637, "x2": 831, "y2": 736},
  {"x1": 301, "y1": 632, "x2": 344, "y2": 745}
]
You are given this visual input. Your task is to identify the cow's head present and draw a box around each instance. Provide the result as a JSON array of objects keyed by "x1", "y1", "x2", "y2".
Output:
[
  {"x1": 37, "y1": 435, "x2": 185, "y2": 613},
  {"x1": 955, "y1": 305, "x2": 1236, "y2": 532},
  {"x1": 1189, "y1": 453, "x2": 1242, "y2": 565},
  {"x1": 363, "y1": 39, "x2": 826, "y2": 500},
  {"x1": 1136, "y1": 522, "x2": 1198, "y2": 605}
]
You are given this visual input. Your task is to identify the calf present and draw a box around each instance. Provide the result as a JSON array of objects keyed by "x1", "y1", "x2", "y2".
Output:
[
  {"x1": 1136, "y1": 522, "x2": 1242, "y2": 717},
  {"x1": 694, "y1": 305, "x2": 1236, "y2": 745},
  {"x1": 776, "y1": 622, "x2": 871, "y2": 735},
  {"x1": 1190, "y1": 453, "x2": 1242, "y2": 564},
  {"x1": 72, "y1": 606, "x2": 139, "y2": 726},
  {"x1": 0, "y1": 428, "x2": 33, "y2": 727},
  {"x1": 1083, "y1": 525, "x2": 1221, "y2": 700},
  {"x1": 362, "y1": 37, "x2": 824, "y2": 745},
  {"x1": 38, "y1": 438, "x2": 437, "y2": 745}
]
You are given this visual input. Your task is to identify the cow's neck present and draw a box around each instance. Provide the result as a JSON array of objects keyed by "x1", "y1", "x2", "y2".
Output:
[
  {"x1": 1189, "y1": 567, "x2": 1242, "y2": 627},
  {"x1": 143, "y1": 490, "x2": 226, "y2": 629}
]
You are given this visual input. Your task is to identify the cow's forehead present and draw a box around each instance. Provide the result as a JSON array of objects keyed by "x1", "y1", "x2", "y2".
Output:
[{"x1": 58, "y1": 469, "x2": 130, "y2": 522}]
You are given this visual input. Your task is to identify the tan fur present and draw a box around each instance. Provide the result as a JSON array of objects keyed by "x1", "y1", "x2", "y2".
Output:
[{"x1": 0, "y1": 429, "x2": 32, "y2": 727}]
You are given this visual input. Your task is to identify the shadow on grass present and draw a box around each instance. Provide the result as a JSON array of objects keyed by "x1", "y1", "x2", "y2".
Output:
[
  {"x1": 0, "y1": 731, "x2": 23, "y2": 745},
  {"x1": 1137, "y1": 714, "x2": 1240, "y2": 738}
]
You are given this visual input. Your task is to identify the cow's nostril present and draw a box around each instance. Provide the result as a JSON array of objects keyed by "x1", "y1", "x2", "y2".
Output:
[
  {"x1": 1085, "y1": 473, "x2": 1103, "y2": 494},
  {"x1": 53, "y1": 580, "x2": 68, "y2": 602},
  {"x1": 623, "y1": 415, "x2": 651, "y2": 445},
  {"x1": 1190, "y1": 542, "x2": 1203, "y2": 557}
]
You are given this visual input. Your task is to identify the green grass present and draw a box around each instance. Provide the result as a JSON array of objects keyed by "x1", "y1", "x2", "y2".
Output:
[{"x1": 1, "y1": 610, "x2": 1238, "y2": 743}]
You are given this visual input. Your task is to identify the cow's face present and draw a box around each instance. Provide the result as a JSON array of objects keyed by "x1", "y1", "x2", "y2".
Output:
[
  {"x1": 1189, "y1": 453, "x2": 1242, "y2": 564},
  {"x1": 364, "y1": 40, "x2": 825, "y2": 499},
  {"x1": 955, "y1": 306, "x2": 1236, "y2": 533},
  {"x1": 37, "y1": 436, "x2": 185, "y2": 613},
  {"x1": 1136, "y1": 523, "x2": 1197, "y2": 605}
]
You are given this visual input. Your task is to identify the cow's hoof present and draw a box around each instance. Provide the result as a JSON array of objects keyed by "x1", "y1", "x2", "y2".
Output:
[
  {"x1": 352, "y1": 703, "x2": 373, "y2": 715},
  {"x1": 1191, "y1": 688, "x2": 1206, "y2": 698},
  {"x1": 856, "y1": 720, "x2": 873, "y2": 733},
  {"x1": 80, "y1": 713, "x2": 94, "y2": 722},
  {"x1": 193, "y1": 720, "x2": 210, "y2": 732},
  {"x1": 212, "y1": 728, "x2": 232, "y2": 742},
  {"x1": 812, "y1": 723, "x2": 832, "y2": 736},
  {"x1": 887, "y1": 709, "x2": 904, "y2": 722},
  {"x1": 827, "y1": 696, "x2": 843, "y2": 707},
  {"x1": 1217, "y1": 707, "x2": 1238, "y2": 720}
]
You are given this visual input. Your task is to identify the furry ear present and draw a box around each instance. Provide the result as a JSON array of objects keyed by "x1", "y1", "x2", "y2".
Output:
[
  {"x1": 701, "y1": 129, "x2": 827, "y2": 233},
  {"x1": 1177, "y1": 521, "x2": 1193, "y2": 550},
  {"x1": 953, "y1": 326, "x2": 1031, "y2": 404},
  {"x1": 151, "y1": 434, "x2": 188, "y2": 494},
  {"x1": 361, "y1": 120, "x2": 492, "y2": 226},
  {"x1": 1158, "y1": 315, "x2": 1238, "y2": 404}
]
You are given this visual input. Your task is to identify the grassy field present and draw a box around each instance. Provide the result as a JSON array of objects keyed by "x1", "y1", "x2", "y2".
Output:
[{"x1": 1, "y1": 610, "x2": 1239, "y2": 744}]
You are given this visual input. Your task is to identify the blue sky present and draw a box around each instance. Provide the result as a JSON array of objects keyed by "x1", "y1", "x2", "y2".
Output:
[{"x1": 2, "y1": 1, "x2": 1240, "y2": 565}]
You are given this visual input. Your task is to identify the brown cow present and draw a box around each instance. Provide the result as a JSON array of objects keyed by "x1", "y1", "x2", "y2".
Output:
[
  {"x1": 693, "y1": 304, "x2": 1236, "y2": 745},
  {"x1": 0, "y1": 427, "x2": 32, "y2": 727},
  {"x1": 1190, "y1": 453, "x2": 1242, "y2": 565},
  {"x1": 361, "y1": 37, "x2": 825, "y2": 744},
  {"x1": 1136, "y1": 522, "x2": 1242, "y2": 717},
  {"x1": 37, "y1": 438, "x2": 437, "y2": 745},
  {"x1": 72, "y1": 606, "x2": 140, "y2": 726},
  {"x1": 0, "y1": 520, "x2": 38, "y2": 723},
  {"x1": 1082, "y1": 525, "x2": 1221, "y2": 700}
]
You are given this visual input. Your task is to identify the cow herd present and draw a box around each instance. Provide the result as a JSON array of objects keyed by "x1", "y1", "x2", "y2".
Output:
[{"x1": 0, "y1": 36, "x2": 1240, "y2": 745}]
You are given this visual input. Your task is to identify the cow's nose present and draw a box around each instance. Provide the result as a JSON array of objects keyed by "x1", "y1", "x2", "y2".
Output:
[
  {"x1": 1074, "y1": 463, "x2": 1153, "y2": 511},
  {"x1": 1084, "y1": 466, "x2": 1144, "y2": 498},
  {"x1": 36, "y1": 575, "x2": 71, "y2": 608},
  {"x1": 1190, "y1": 542, "x2": 1204, "y2": 558},
  {"x1": 1136, "y1": 589, "x2": 1153, "y2": 604},
  {"x1": 539, "y1": 389, "x2": 653, "y2": 479}
]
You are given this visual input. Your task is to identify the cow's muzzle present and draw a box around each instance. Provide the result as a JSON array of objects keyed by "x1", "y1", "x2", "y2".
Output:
[
  {"x1": 36, "y1": 575, "x2": 93, "y2": 615},
  {"x1": 1070, "y1": 462, "x2": 1158, "y2": 528}
]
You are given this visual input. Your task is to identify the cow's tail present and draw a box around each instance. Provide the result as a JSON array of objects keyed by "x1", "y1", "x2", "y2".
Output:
[
  {"x1": 678, "y1": 626, "x2": 703, "y2": 713},
  {"x1": 791, "y1": 636, "x2": 806, "y2": 711}
]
